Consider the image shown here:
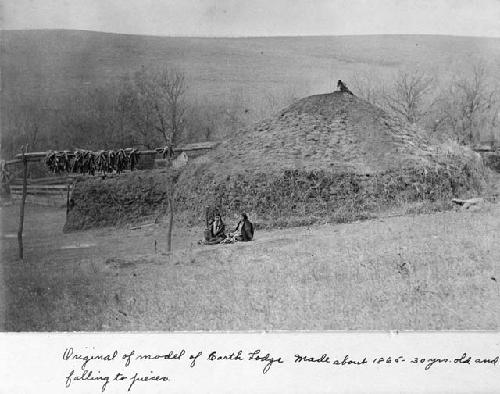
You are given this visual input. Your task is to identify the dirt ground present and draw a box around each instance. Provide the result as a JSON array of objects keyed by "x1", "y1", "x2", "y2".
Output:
[{"x1": 1, "y1": 199, "x2": 500, "y2": 331}]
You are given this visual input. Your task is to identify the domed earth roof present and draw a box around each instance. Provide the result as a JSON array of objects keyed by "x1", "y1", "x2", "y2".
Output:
[{"x1": 206, "y1": 91, "x2": 432, "y2": 175}]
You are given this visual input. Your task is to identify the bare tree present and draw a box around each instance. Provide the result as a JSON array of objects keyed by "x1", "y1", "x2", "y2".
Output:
[
  {"x1": 122, "y1": 70, "x2": 161, "y2": 148},
  {"x1": 4, "y1": 95, "x2": 45, "y2": 153},
  {"x1": 126, "y1": 66, "x2": 187, "y2": 148},
  {"x1": 434, "y1": 62, "x2": 499, "y2": 145},
  {"x1": 153, "y1": 68, "x2": 187, "y2": 147},
  {"x1": 259, "y1": 86, "x2": 301, "y2": 118},
  {"x1": 126, "y1": 65, "x2": 188, "y2": 254},
  {"x1": 108, "y1": 81, "x2": 137, "y2": 148},
  {"x1": 55, "y1": 83, "x2": 133, "y2": 151},
  {"x1": 384, "y1": 70, "x2": 434, "y2": 125},
  {"x1": 184, "y1": 102, "x2": 218, "y2": 142},
  {"x1": 349, "y1": 70, "x2": 387, "y2": 107},
  {"x1": 153, "y1": 67, "x2": 187, "y2": 254},
  {"x1": 453, "y1": 63, "x2": 497, "y2": 144}
]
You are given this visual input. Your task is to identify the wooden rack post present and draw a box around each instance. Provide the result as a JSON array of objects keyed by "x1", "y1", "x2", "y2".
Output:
[
  {"x1": 17, "y1": 151, "x2": 28, "y2": 260},
  {"x1": 66, "y1": 183, "x2": 71, "y2": 217}
]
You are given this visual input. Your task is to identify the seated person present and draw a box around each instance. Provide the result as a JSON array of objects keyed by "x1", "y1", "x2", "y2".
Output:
[
  {"x1": 229, "y1": 213, "x2": 254, "y2": 242},
  {"x1": 337, "y1": 79, "x2": 353, "y2": 95},
  {"x1": 203, "y1": 213, "x2": 227, "y2": 245}
]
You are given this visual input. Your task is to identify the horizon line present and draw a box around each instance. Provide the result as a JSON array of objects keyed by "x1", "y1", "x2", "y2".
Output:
[{"x1": 2, "y1": 28, "x2": 500, "y2": 40}]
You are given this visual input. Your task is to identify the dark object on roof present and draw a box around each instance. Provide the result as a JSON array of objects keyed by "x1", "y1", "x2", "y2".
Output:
[{"x1": 337, "y1": 80, "x2": 353, "y2": 95}]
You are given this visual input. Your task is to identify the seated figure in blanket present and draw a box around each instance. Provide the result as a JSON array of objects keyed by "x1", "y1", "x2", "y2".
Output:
[
  {"x1": 227, "y1": 213, "x2": 255, "y2": 242},
  {"x1": 203, "y1": 212, "x2": 227, "y2": 245}
]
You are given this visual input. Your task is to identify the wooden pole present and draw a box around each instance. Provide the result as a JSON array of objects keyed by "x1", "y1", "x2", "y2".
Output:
[
  {"x1": 12, "y1": 142, "x2": 220, "y2": 162},
  {"x1": 166, "y1": 189, "x2": 174, "y2": 253},
  {"x1": 17, "y1": 151, "x2": 28, "y2": 260},
  {"x1": 205, "y1": 206, "x2": 210, "y2": 228},
  {"x1": 66, "y1": 183, "x2": 71, "y2": 217},
  {"x1": 166, "y1": 151, "x2": 175, "y2": 255}
]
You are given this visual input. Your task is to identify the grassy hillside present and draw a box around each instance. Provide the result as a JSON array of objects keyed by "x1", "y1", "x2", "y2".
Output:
[
  {"x1": 2, "y1": 30, "x2": 500, "y2": 108},
  {"x1": 2, "y1": 202, "x2": 499, "y2": 330}
]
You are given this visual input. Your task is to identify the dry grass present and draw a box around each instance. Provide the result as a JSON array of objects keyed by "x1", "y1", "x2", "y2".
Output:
[{"x1": 1, "y1": 201, "x2": 499, "y2": 331}]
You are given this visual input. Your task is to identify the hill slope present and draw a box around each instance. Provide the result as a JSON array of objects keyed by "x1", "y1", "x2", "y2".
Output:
[{"x1": 2, "y1": 30, "x2": 500, "y2": 105}]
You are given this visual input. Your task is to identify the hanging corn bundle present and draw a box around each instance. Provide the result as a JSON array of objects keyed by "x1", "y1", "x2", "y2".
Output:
[{"x1": 44, "y1": 148, "x2": 141, "y2": 175}]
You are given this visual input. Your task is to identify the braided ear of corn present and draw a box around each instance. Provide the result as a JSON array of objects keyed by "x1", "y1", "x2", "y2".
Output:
[{"x1": 44, "y1": 148, "x2": 141, "y2": 176}]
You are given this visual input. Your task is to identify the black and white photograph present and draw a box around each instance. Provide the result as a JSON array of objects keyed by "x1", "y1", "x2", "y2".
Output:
[{"x1": 1, "y1": 0, "x2": 499, "y2": 337}]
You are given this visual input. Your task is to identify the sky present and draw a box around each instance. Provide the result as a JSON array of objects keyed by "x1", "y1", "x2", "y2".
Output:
[{"x1": 2, "y1": 0, "x2": 500, "y2": 37}]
